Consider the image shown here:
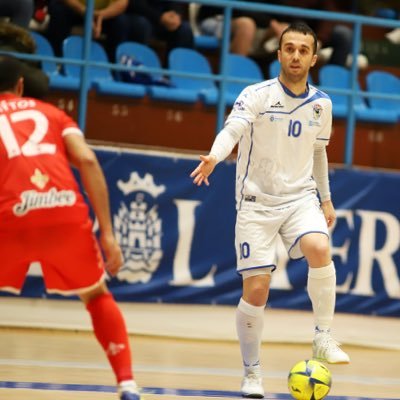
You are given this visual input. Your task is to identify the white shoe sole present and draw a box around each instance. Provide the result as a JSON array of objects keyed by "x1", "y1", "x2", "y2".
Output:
[{"x1": 313, "y1": 355, "x2": 350, "y2": 364}]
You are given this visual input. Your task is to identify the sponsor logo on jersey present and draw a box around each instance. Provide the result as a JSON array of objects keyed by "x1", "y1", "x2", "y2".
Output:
[
  {"x1": 270, "y1": 115, "x2": 283, "y2": 122},
  {"x1": 270, "y1": 100, "x2": 284, "y2": 108},
  {"x1": 13, "y1": 187, "x2": 77, "y2": 216},
  {"x1": 309, "y1": 120, "x2": 321, "y2": 127},
  {"x1": 313, "y1": 103, "x2": 323, "y2": 119},
  {"x1": 30, "y1": 168, "x2": 49, "y2": 190},
  {"x1": 114, "y1": 172, "x2": 165, "y2": 284}
]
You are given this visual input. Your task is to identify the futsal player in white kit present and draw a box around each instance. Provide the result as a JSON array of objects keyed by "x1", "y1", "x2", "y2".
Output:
[{"x1": 190, "y1": 22, "x2": 350, "y2": 398}]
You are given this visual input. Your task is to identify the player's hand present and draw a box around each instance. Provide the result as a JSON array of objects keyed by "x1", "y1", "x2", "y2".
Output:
[
  {"x1": 100, "y1": 232, "x2": 124, "y2": 276},
  {"x1": 190, "y1": 154, "x2": 217, "y2": 186},
  {"x1": 321, "y1": 200, "x2": 336, "y2": 228}
]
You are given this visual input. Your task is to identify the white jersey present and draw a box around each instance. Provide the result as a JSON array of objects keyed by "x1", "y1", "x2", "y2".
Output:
[{"x1": 210, "y1": 78, "x2": 332, "y2": 210}]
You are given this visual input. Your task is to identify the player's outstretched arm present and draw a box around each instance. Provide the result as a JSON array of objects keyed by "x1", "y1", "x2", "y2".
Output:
[
  {"x1": 64, "y1": 134, "x2": 123, "y2": 275},
  {"x1": 190, "y1": 154, "x2": 217, "y2": 186}
]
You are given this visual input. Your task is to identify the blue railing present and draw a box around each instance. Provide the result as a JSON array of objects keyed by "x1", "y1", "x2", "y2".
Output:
[
  {"x1": 3, "y1": 0, "x2": 400, "y2": 167},
  {"x1": 181, "y1": 0, "x2": 400, "y2": 167}
]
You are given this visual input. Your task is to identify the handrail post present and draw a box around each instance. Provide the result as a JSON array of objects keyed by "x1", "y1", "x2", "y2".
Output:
[
  {"x1": 77, "y1": 0, "x2": 94, "y2": 131},
  {"x1": 216, "y1": 6, "x2": 233, "y2": 133},
  {"x1": 344, "y1": 21, "x2": 362, "y2": 167}
]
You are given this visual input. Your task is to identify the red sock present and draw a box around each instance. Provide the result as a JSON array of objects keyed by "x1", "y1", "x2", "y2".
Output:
[{"x1": 86, "y1": 292, "x2": 133, "y2": 382}]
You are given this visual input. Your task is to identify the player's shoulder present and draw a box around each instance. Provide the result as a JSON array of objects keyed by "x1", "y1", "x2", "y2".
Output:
[
  {"x1": 241, "y1": 78, "x2": 279, "y2": 101},
  {"x1": 309, "y1": 84, "x2": 332, "y2": 103},
  {"x1": 252, "y1": 78, "x2": 279, "y2": 93},
  {"x1": 31, "y1": 97, "x2": 64, "y2": 115}
]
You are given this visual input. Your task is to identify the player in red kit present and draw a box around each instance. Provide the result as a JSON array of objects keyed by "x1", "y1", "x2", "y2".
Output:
[{"x1": 0, "y1": 55, "x2": 141, "y2": 400}]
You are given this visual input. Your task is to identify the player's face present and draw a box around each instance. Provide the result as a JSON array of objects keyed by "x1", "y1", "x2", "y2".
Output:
[{"x1": 277, "y1": 31, "x2": 317, "y2": 84}]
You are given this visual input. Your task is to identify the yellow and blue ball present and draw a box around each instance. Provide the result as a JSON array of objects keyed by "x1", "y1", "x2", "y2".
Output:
[{"x1": 288, "y1": 359, "x2": 332, "y2": 400}]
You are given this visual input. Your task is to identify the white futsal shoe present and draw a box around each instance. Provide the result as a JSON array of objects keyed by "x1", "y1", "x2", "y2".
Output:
[
  {"x1": 312, "y1": 331, "x2": 350, "y2": 364},
  {"x1": 118, "y1": 380, "x2": 142, "y2": 400},
  {"x1": 241, "y1": 365, "x2": 264, "y2": 398}
]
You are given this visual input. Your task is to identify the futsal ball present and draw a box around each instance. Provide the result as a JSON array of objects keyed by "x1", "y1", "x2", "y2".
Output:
[{"x1": 288, "y1": 359, "x2": 332, "y2": 400}]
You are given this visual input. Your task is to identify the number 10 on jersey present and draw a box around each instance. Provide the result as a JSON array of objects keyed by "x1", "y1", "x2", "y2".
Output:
[{"x1": 288, "y1": 119, "x2": 302, "y2": 137}]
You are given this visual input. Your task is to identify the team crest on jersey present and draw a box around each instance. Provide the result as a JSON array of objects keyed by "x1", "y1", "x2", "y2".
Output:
[
  {"x1": 113, "y1": 172, "x2": 165, "y2": 283},
  {"x1": 313, "y1": 103, "x2": 323, "y2": 119},
  {"x1": 233, "y1": 99, "x2": 245, "y2": 111}
]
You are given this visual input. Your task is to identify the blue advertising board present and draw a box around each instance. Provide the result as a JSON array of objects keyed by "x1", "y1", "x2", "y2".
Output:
[{"x1": 15, "y1": 146, "x2": 400, "y2": 317}]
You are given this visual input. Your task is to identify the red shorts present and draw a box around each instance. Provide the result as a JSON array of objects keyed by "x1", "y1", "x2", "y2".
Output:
[{"x1": 0, "y1": 221, "x2": 106, "y2": 295}]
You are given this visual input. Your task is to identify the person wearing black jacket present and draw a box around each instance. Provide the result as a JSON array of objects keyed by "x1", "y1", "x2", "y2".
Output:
[{"x1": 0, "y1": 0, "x2": 34, "y2": 28}]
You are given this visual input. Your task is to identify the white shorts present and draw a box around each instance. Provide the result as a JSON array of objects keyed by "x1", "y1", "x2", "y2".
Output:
[{"x1": 235, "y1": 196, "x2": 329, "y2": 276}]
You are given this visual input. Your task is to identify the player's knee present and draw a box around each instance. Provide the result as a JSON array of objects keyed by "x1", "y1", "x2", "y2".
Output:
[
  {"x1": 243, "y1": 283, "x2": 269, "y2": 306},
  {"x1": 305, "y1": 241, "x2": 331, "y2": 266},
  {"x1": 301, "y1": 234, "x2": 330, "y2": 259},
  {"x1": 79, "y1": 282, "x2": 109, "y2": 304},
  {"x1": 312, "y1": 241, "x2": 330, "y2": 259}
]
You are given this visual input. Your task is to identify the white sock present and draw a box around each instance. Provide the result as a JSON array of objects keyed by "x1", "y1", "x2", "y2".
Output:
[
  {"x1": 236, "y1": 297, "x2": 265, "y2": 369},
  {"x1": 307, "y1": 261, "x2": 336, "y2": 333}
]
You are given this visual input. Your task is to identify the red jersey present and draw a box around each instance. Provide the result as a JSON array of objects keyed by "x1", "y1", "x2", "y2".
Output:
[{"x1": 0, "y1": 93, "x2": 90, "y2": 229}]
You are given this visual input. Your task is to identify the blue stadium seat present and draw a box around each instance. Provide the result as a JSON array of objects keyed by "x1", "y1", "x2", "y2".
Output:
[
  {"x1": 319, "y1": 64, "x2": 367, "y2": 118},
  {"x1": 319, "y1": 65, "x2": 396, "y2": 123},
  {"x1": 30, "y1": 31, "x2": 78, "y2": 90},
  {"x1": 269, "y1": 59, "x2": 280, "y2": 79},
  {"x1": 116, "y1": 41, "x2": 163, "y2": 83},
  {"x1": 194, "y1": 35, "x2": 220, "y2": 50},
  {"x1": 149, "y1": 47, "x2": 218, "y2": 104},
  {"x1": 223, "y1": 54, "x2": 264, "y2": 106},
  {"x1": 62, "y1": 35, "x2": 111, "y2": 89},
  {"x1": 114, "y1": 41, "x2": 163, "y2": 97},
  {"x1": 62, "y1": 36, "x2": 146, "y2": 97},
  {"x1": 364, "y1": 70, "x2": 400, "y2": 123}
]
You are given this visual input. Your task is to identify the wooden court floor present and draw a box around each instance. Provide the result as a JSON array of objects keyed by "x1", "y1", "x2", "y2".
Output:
[{"x1": 0, "y1": 327, "x2": 399, "y2": 400}]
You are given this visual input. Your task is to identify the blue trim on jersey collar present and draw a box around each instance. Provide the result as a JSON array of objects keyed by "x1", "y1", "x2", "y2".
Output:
[
  {"x1": 260, "y1": 91, "x2": 329, "y2": 116},
  {"x1": 255, "y1": 80, "x2": 278, "y2": 91},
  {"x1": 278, "y1": 78, "x2": 309, "y2": 98}
]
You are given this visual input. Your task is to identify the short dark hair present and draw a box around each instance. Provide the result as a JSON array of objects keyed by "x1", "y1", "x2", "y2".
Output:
[
  {"x1": 0, "y1": 55, "x2": 24, "y2": 92},
  {"x1": 279, "y1": 22, "x2": 318, "y2": 54}
]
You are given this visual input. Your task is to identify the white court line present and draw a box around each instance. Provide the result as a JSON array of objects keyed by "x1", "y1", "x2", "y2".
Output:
[{"x1": 1, "y1": 359, "x2": 399, "y2": 387}]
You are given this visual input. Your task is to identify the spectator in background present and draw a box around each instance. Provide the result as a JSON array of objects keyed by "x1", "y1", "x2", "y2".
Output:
[
  {"x1": 47, "y1": 0, "x2": 131, "y2": 60},
  {"x1": 260, "y1": 0, "x2": 353, "y2": 66},
  {"x1": 0, "y1": 0, "x2": 34, "y2": 28},
  {"x1": 195, "y1": 4, "x2": 257, "y2": 56},
  {"x1": 125, "y1": 0, "x2": 194, "y2": 55},
  {"x1": 0, "y1": 21, "x2": 49, "y2": 98},
  {"x1": 30, "y1": 0, "x2": 50, "y2": 32}
]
